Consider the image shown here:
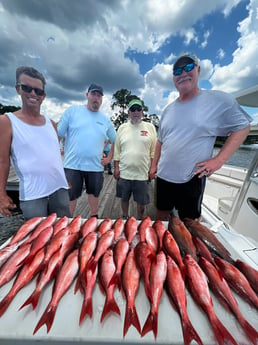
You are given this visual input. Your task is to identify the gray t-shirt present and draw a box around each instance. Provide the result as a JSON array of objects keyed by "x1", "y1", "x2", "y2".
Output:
[{"x1": 157, "y1": 90, "x2": 252, "y2": 183}]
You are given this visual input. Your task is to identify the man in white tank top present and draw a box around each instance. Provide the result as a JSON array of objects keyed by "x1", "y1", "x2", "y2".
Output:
[{"x1": 0, "y1": 66, "x2": 70, "y2": 219}]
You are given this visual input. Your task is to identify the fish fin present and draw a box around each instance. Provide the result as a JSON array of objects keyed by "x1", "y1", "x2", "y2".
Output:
[
  {"x1": 79, "y1": 297, "x2": 93, "y2": 325},
  {"x1": 143, "y1": 278, "x2": 151, "y2": 301},
  {"x1": 100, "y1": 297, "x2": 120, "y2": 323},
  {"x1": 74, "y1": 274, "x2": 83, "y2": 295},
  {"x1": 87, "y1": 257, "x2": 97, "y2": 273},
  {"x1": 116, "y1": 273, "x2": 122, "y2": 291},
  {"x1": 108, "y1": 272, "x2": 118, "y2": 288},
  {"x1": 123, "y1": 305, "x2": 141, "y2": 337},
  {"x1": 209, "y1": 313, "x2": 238, "y2": 345},
  {"x1": 179, "y1": 264, "x2": 186, "y2": 281},
  {"x1": 36, "y1": 270, "x2": 44, "y2": 285},
  {"x1": 181, "y1": 317, "x2": 204, "y2": 345},
  {"x1": 141, "y1": 311, "x2": 157, "y2": 338},
  {"x1": 240, "y1": 319, "x2": 258, "y2": 345},
  {"x1": 33, "y1": 304, "x2": 57, "y2": 334},
  {"x1": 19, "y1": 289, "x2": 41, "y2": 310},
  {"x1": 22, "y1": 253, "x2": 35, "y2": 266}
]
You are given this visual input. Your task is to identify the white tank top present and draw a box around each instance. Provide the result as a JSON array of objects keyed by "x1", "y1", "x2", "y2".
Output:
[{"x1": 7, "y1": 113, "x2": 68, "y2": 201}]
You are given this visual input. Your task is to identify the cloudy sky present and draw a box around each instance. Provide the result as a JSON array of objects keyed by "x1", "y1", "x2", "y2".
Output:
[{"x1": 0, "y1": 0, "x2": 257, "y2": 123}]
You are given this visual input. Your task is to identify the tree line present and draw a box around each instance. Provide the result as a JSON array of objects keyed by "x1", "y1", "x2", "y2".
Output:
[
  {"x1": 1, "y1": 89, "x2": 255, "y2": 144},
  {"x1": 0, "y1": 88, "x2": 160, "y2": 130}
]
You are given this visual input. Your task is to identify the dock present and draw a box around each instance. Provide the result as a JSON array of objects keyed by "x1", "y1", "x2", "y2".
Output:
[
  {"x1": 74, "y1": 171, "x2": 157, "y2": 220},
  {"x1": 1, "y1": 170, "x2": 157, "y2": 245},
  {"x1": 7, "y1": 167, "x2": 156, "y2": 220}
]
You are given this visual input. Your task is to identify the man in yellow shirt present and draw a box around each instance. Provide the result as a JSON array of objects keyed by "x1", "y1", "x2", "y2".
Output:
[{"x1": 113, "y1": 99, "x2": 157, "y2": 219}]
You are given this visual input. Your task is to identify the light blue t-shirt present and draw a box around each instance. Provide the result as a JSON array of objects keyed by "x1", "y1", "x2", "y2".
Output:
[
  {"x1": 157, "y1": 90, "x2": 252, "y2": 183},
  {"x1": 58, "y1": 105, "x2": 116, "y2": 171}
]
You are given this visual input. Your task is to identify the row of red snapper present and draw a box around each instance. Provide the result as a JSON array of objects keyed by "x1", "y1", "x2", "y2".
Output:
[{"x1": 0, "y1": 213, "x2": 257, "y2": 345}]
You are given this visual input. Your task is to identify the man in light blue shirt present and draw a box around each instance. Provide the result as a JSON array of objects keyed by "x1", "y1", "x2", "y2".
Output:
[{"x1": 58, "y1": 83, "x2": 116, "y2": 217}]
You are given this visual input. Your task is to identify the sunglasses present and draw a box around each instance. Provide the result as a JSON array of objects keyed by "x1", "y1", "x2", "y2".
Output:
[
  {"x1": 173, "y1": 62, "x2": 196, "y2": 76},
  {"x1": 130, "y1": 105, "x2": 142, "y2": 112},
  {"x1": 17, "y1": 84, "x2": 45, "y2": 96}
]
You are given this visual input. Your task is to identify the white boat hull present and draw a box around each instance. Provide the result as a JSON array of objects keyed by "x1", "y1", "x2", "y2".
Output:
[{"x1": 203, "y1": 155, "x2": 258, "y2": 243}]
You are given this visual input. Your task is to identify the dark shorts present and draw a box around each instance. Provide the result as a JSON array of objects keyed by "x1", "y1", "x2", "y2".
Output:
[
  {"x1": 65, "y1": 168, "x2": 104, "y2": 201},
  {"x1": 116, "y1": 178, "x2": 150, "y2": 205},
  {"x1": 20, "y1": 188, "x2": 71, "y2": 220},
  {"x1": 156, "y1": 175, "x2": 206, "y2": 219}
]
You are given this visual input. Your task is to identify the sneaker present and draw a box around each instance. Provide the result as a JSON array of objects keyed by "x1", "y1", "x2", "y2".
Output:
[{"x1": 122, "y1": 215, "x2": 128, "y2": 220}]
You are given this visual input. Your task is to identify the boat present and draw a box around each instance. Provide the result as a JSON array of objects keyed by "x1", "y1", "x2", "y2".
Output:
[
  {"x1": 0, "y1": 217, "x2": 257, "y2": 345},
  {"x1": 0, "y1": 86, "x2": 257, "y2": 344},
  {"x1": 202, "y1": 85, "x2": 258, "y2": 244}
]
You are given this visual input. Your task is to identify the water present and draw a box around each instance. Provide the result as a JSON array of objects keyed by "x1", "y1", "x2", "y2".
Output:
[{"x1": 213, "y1": 145, "x2": 258, "y2": 169}]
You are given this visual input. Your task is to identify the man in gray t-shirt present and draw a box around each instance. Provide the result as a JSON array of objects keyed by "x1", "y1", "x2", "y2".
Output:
[{"x1": 149, "y1": 52, "x2": 252, "y2": 221}]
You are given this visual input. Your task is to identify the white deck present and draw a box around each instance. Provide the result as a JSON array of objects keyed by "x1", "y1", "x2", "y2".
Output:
[{"x1": 0, "y1": 219, "x2": 257, "y2": 345}]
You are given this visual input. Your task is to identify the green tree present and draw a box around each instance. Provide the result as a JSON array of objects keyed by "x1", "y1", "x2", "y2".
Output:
[
  {"x1": 110, "y1": 89, "x2": 149, "y2": 129},
  {"x1": 0, "y1": 103, "x2": 21, "y2": 114}
]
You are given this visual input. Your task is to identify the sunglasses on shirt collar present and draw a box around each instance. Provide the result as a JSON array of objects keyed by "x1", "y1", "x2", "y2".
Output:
[
  {"x1": 17, "y1": 83, "x2": 45, "y2": 96},
  {"x1": 129, "y1": 105, "x2": 142, "y2": 112},
  {"x1": 173, "y1": 62, "x2": 196, "y2": 76}
]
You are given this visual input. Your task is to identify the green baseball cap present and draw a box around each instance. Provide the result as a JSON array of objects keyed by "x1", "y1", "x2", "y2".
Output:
[{"x1": 128, "y1": 99, "x2": 143, "y2": 109}]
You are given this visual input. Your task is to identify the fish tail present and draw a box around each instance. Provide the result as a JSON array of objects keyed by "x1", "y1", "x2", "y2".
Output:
[
  {"x1": 33, "y1": 304, "x2": 57, "y2": 334},
  {"x1": 79, "y1": 297, "x2": 93, "y2": 325},
  {"x1": 209, "y1": 314, "x2": 238, "y2": 345},
  {"x1": 100, "y1": 297, "x2": 120, "y2": 322},
  {"x1": 181, "y1": 318, "x2": 203, "y2": 345},
  {"x1": 123, "y1": 305, "x2": 141, "y2": 337},
  {"x1": 19, "y1": 289, "x2": 41, "y2": 310},
  {"x1": 0, "y1": 295, "x2": 13, "y2": 317},
  {"x1": 239, "y1": 318, "x2": 258, "y2": 345},
  {"x1": 141, "y1": 311, "x2": 158, "y2": 338}
]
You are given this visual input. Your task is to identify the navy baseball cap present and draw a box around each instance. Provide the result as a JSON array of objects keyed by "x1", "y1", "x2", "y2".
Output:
[
  {"x1": 88, "y1": 83, "x2": 104, "y2": 96},
  {"x1": 173, "y1": 52, "x2": 199, "y2": 70}
]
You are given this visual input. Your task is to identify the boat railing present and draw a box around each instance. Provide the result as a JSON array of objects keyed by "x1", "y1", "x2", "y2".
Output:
[{"x1": 230, "y1": 151, "x2": 258, "y2": 226}]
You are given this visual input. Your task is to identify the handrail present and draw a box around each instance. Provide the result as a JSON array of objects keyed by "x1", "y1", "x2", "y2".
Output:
[{"x1": 230, "y1": 151, "x2": 258, "y2": 226}]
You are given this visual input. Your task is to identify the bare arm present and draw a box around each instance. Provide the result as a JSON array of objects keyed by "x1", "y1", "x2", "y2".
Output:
[
  {"x1": 149, "y1": 140, "x2": 162, "y2": 180},
  {"x1": 195, "y1": 125, "x2": 250, "y2": 177},
  {"x1": 101, "y1": 143, "x2": 114, "y2": 166},
  {"x1": 113, "y1": 160, "x2": 120, "y2": 180},
  {"x1": 0, "y1": 115, "x2": 16, "y2": 216}
]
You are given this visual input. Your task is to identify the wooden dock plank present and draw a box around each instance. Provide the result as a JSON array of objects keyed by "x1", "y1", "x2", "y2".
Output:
[
  {"x1": 73, "y1": 172, "x2": 157, "y2": 220},
  {"x1": 6, "y1": 168, "x2": 157, "y2": 220}
]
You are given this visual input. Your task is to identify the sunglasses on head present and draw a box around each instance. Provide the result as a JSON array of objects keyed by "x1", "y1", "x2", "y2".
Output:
[
  {"x1": 130, "y1": 105, "x2": 142, "y2": 112},
  {"x1": 173, "y1": 62, "x2": 196, "y2": 76},
  {"x1": 17, "y1": 83, "x2": 45, "y2": 96}
]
